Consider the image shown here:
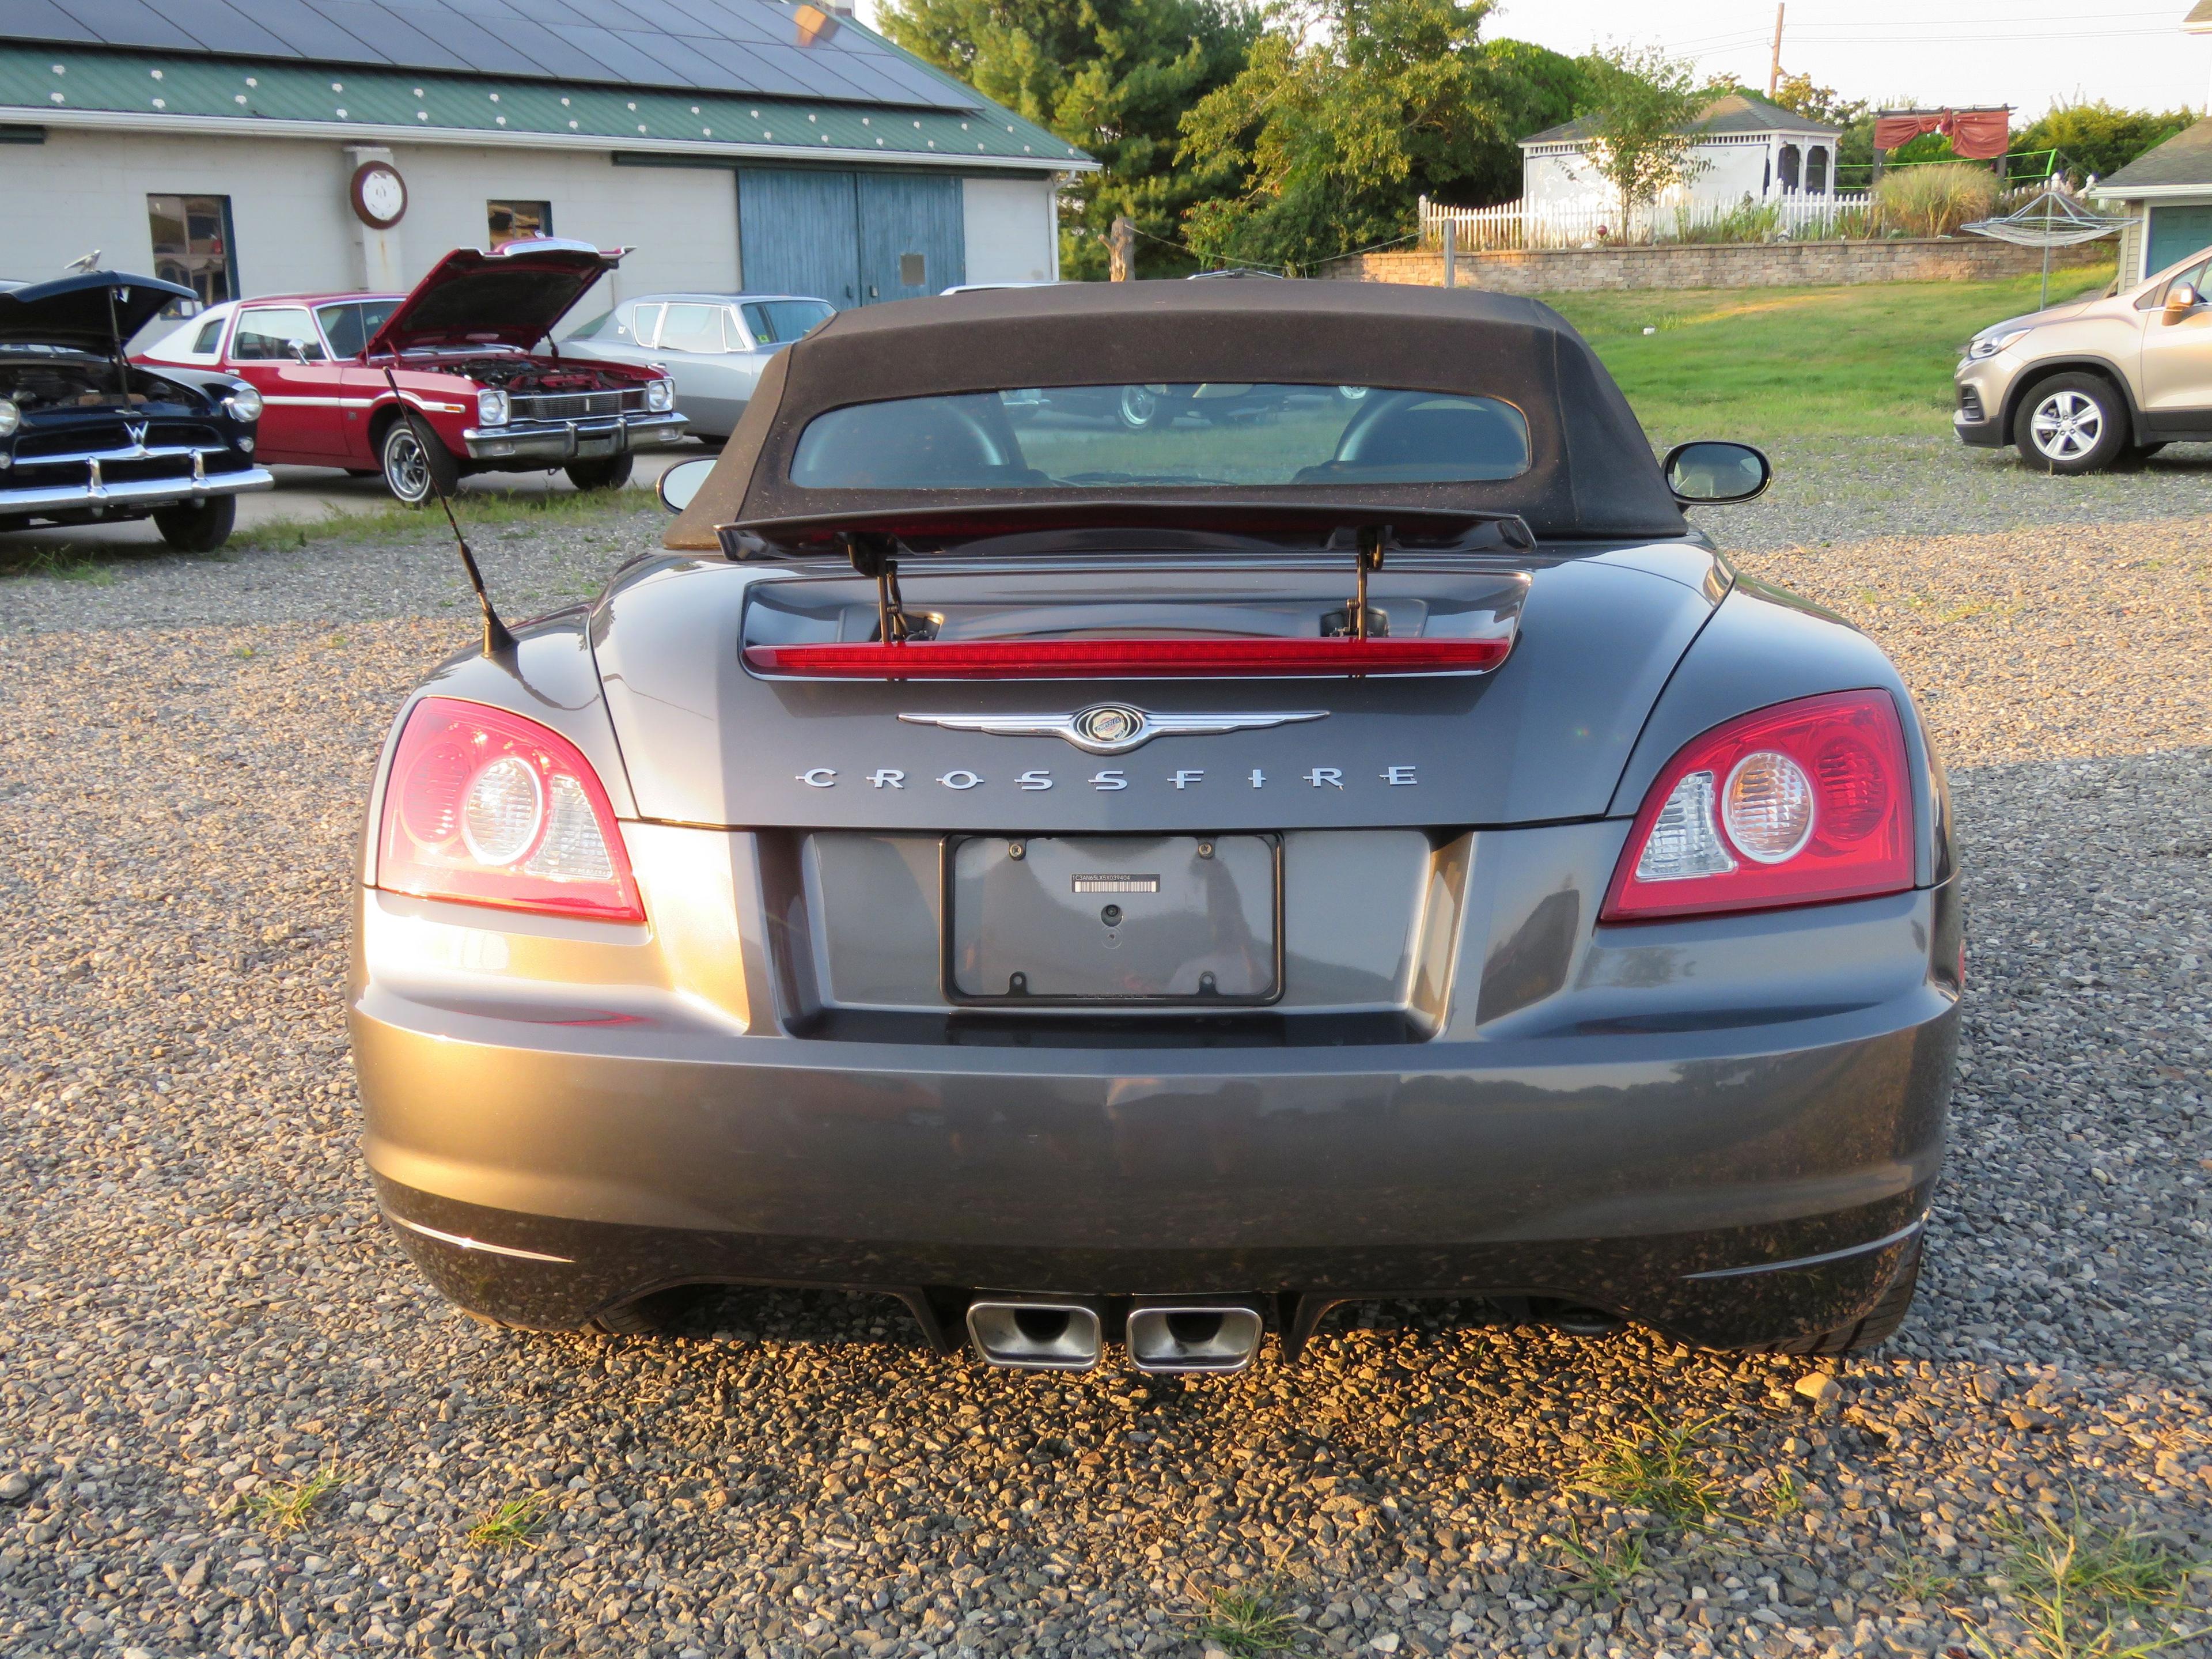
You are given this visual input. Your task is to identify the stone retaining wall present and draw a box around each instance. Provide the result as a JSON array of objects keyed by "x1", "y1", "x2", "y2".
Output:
[{"x1": 1321, "y1": 237, "x2": 2113, "y2": 292}]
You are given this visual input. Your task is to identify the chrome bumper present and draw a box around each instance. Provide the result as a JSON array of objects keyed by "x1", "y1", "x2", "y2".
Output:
[
  {"x1": 0, "y1": 460, "x2": 274, "y2": 516},
  {"x1": 461, "y1": 410, "x2": 689, "y2": 463}
]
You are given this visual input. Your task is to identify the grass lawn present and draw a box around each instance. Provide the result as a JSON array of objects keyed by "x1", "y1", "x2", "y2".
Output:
[{"x1": 1544, "y1": 264, "x2": 2117, "y2": 442}]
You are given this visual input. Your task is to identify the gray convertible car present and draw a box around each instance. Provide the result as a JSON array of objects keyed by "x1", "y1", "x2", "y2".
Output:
[{"x1": 350, "y1": 283, "x2": 1959, "y2": 1373}]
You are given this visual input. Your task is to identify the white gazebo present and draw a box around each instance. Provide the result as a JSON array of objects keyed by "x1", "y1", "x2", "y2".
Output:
[{"x1": 1518, "y1": 91, "x2": 1845, "y2": 238}]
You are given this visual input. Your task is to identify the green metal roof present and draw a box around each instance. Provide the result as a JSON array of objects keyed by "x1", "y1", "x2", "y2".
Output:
[{"x1": 0, "y1": 40, "x2": 1092, "y2": 172}]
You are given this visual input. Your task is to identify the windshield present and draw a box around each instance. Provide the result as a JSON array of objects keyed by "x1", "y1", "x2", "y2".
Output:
[
  {"x1": 744, "y1": 299, "x2": 836, "y2": 344},
  {"x1": 789, "y1": 384, "x2": 1532, "y2": 490}
]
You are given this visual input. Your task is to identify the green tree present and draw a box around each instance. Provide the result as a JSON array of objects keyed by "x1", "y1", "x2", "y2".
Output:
[
  {"x1": 1573, "y1": 46, "x2": 1726, "y2": 238},
  {"x1": 877, "y1": 0, "x2": 1258, "y2": 278},
  {"x1": 2016, "y1": 100, "x2": 2199, "y2": 186},
  {"x1": 1177, "y1": 0, "x2": 1571, "y2": 271}
]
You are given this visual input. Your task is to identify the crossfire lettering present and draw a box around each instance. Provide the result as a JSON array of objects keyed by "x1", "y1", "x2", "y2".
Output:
[{"x1": 794, "y1": 765, "x2": 1419, "y2": 790}]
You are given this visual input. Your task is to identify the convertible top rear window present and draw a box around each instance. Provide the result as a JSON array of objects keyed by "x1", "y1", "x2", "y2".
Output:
[{"x1": 788, "y1": 384, "x2": 1531, "y2": 491}]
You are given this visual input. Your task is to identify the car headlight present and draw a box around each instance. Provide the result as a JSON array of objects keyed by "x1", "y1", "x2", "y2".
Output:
[
  {"x1": 646, "y1": 377, "x2": 674, "y2": 412},
  {"x1": 223, "y1": 382, "x2": 263, "y2": 423},
  {"x1": 1967, "y1": 328, "x2": 2031, "y2": 361},
  {"x1": 0, "y1": 399, "x2": 18, "y2": 438},
  {"x1": 477, "y1": 388, "x2": 510, "y2": 427}
]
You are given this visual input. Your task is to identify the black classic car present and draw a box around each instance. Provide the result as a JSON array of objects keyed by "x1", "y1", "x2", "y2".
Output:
[
  {"x1": 0, "y1": 272, "x2": 270, "y2": 550},
  {"x1": 350, "y1": 283, "x2": 1957, "y2": 1374}
]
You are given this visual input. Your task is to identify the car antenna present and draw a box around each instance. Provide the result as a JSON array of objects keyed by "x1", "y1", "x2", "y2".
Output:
[{"x1": 380, "y1": 362, "x2": 517, "y2": 657}]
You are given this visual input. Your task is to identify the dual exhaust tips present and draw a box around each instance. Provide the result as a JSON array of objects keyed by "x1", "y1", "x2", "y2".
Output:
[{"x1": 965, "y1": 1293, "x2": 1266, "y2": 1374}]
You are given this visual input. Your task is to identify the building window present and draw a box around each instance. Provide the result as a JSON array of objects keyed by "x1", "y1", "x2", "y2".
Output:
[
  {"x1": 1778, "y1": 144, "x2": 1802, "y2": 192},
  {"x1": 1806, "y1": 147, "x2": 1828, "y2": 194},
  {"x1": 147, "y1": 194, "x2": 237, "y2": 305},
  {"x1": 488, "y1": 200, "x2": 551, "y2": 248}
]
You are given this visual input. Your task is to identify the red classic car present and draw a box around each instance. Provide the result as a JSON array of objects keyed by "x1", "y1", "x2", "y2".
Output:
[{"x1": 137, "y1": 240, "x2": 685, "y2": 504}]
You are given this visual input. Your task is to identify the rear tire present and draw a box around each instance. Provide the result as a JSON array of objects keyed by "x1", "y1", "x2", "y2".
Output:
[
  {"x1": 1771, "y1": 1238, "x2": 1922, "y2": 1355},
  {"x1": 153, "y1": 495, "x2": 237, "y2": 552},
  {"x1": 565, "y1": 454, "x2": 634, "y2": 492},
  {"x1": 380, "y1": 418, "x2": 461, "y2": 506},
  {"x1": 2012, "y1": 372, "x2": 2127, "y2": 474},
  {"x1": 1118, "y1": 384, "x2": 1173, "y2": 430}
]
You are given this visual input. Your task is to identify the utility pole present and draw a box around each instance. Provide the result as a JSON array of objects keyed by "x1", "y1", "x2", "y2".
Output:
[
  {"x1": 1767, "y1": 2, "x2": 1785, "y2": 99},
  {"x1": 1108, "y1": 215, "x2": 1135, "y2": 282}
]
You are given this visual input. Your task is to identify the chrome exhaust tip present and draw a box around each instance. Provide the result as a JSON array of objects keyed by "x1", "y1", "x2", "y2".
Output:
[
  {"x1": 1126, "y1": 1298, "x2": 1266, "y2": 1374},
  {"x1": 964, "y1": 1294, "x2": 1104, "y2": 1371}
]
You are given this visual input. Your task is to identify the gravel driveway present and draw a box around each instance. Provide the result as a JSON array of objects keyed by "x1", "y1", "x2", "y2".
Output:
[{"x1": 1, "y1": 441, "x2": 2207, "y2": 1659}]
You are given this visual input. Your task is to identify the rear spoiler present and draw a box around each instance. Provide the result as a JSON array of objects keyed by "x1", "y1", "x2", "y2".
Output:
[
  {"x1": 724, "y1": 498, "x2": 1533, "y2": 679},
  {"x1": 717, "y1": 498, "x2": 1536, "y2": 561}
]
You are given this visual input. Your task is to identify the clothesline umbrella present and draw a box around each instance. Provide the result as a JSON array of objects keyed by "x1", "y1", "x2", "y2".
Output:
[{"x1": 1961, "y1": 187, "x2": 2134, "y2": 309}]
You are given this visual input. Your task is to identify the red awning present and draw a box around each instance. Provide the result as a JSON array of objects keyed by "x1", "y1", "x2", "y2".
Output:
[{"x1": 1873, "y1": 109, "x2": 2011, "y2": 161}]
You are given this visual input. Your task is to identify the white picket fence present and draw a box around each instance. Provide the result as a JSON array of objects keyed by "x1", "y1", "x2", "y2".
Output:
[{"x1": 1419, "y1": 192, "x2": 1876, "y2": 251}]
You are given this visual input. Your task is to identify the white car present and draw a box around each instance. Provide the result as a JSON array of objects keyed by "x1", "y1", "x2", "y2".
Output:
[{"x1": 561, "y1": 293, "x2": 833, "y2": 443}]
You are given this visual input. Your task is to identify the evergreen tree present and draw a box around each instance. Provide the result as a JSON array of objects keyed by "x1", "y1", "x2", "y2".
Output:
[{"x1": 877, "y1": 0, "x2": 1258, "y2": 276}]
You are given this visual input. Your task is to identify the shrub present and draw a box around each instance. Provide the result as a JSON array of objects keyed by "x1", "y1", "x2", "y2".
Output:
[
  {"x1": 1876, "y1": 162, "x2": 2001, "y2": 238},
  {"x1": 1672, "y1": 200, "x2": 1781, "y2": 244}
]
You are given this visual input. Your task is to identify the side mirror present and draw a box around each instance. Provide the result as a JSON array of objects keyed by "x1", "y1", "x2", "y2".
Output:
[
  {"x1": 657, "y1": 455, "x2": 716, "y2": 514},
  {"x1": 1662, "y1": 440, "x2": 1771, "y2": 506},
  {"x1": 2164, "y1": 282, "x2": 2199, "y2": 323},
  {"x1": 286, "y1": 339, "x2": 312, "y2": 364}
]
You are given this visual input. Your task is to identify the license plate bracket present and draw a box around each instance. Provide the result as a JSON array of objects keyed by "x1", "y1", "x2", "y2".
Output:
[{"x1": 945, "y1": 834, "x2": 1281, "y2": 1005}]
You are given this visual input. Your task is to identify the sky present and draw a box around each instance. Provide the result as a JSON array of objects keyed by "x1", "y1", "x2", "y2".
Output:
[{"x1": 1487, "y1": 1, "x2": 2212, "y2": 121}]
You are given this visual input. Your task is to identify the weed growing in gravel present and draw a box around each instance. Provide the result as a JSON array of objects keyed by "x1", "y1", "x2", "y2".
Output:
[
  {"x1": 0, "y1": 544, "x2": 118, "y2": 584},
  {"x1": 1885, "y1": 1550, "x2": 1959, "y2": 1603},
  {"x1": 1765, "y1": 1471, "x2": 1806, "y2": 1518},
  {"x1": 1552, "y1": 1522, "x2": 1652, "y2": 1596},
  {"x1": 468, "y1": 1492, "x2": 559, "y2": 1550},
  {"x1": 1960, "y1": 1512, "x2": 2209, "y2": 1659},
  {"x1": 1998, "y1": 1512, "x2": 2200, "y2": 1612},
  {"x1": 227, "y1": 488, "x2": 646, "y2": 554},
  {"x1": 245, "y1": 1467, "x2": 344, "y2": 1535},
  {"x1": 1191, "y1": 1583, "x2": 1305, "y2": 1656},
  {"x1": 1571, "y1": 1407, "x2": 1728, "y2": 1526}
]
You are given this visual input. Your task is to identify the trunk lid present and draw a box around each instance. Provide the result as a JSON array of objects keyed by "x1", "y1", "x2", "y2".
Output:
[{"x1": 595, "y1": 541, "x2": 1722, "y2": 831}]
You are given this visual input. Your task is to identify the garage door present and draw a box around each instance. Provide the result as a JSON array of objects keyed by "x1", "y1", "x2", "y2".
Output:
[
  {"x1": 738, "y1": 169, "x2": 861, "y2": 308},
  {"x1": 2147, "y1": 204, "x2": 2212, "y2": 279},
  {"x1": 858, "y1": 173, "x2": 965, "y2": 302},
  {"x1": 738, "y1": 168, "x2": 965, "y2": 308}
]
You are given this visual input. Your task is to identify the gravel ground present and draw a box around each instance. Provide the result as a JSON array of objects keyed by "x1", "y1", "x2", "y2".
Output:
[{"x1": 1, "y1": 482, "x2": 2209, "y2": 1659}]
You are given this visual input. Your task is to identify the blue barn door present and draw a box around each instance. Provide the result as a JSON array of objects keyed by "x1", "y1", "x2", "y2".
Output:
[
  {"x1": 2147, "y1": 204, "x2": 2212, "y2": 279},
  {"x1": 738, "y1": 169, "x2": 861, "y2": 307},
  {"x1": 857, "y1": 173, "x2": 965, "y2": 303}
]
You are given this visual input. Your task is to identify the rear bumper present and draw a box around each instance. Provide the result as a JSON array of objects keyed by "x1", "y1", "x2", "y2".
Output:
[
  {"x1": 354, "y1": 878, "x2": 1960, "y2": 1350},
  {"x1": 460, "y1": 410, "x2": 687, "y2": 463}
]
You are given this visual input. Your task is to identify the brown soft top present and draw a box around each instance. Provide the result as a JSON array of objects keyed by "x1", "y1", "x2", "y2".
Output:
[{"x1": 665, "y1": 279, "x2": 1684, "y2": 550}]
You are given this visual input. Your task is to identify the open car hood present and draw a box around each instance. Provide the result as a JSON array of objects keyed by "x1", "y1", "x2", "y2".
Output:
[
  {"x1": 365, "y1": 240, "x2": 627, "y2": 357},
  {"x1": 0, "y1": 271, "x2": 198, "y2": 352}
]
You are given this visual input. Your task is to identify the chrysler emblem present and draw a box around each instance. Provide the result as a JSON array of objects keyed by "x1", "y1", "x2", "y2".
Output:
[{"x1": 899, "y1": 702, "x2": 1327, "y2": 756}]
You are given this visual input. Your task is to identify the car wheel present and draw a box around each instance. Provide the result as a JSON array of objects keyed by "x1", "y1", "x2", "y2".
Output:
[
  {"x1": 151, "y1": 495, "x2": 237, "y2": 552},
  {"x1": 380, "y1": 418, "x2": 460, "y2": 506},
  {"x1": 565, "y1": 454, "x2": 635, "y2": 492},
  {"x1": 2013, "y1": 373, "x2": 2127, "y2": 474},
  {"x1": 1118, "y1": 384, "x2": 1171, "y2": 429},
  {"x1": 1770, "y1": 1238, "x2": 1922, "y2": 1355}
]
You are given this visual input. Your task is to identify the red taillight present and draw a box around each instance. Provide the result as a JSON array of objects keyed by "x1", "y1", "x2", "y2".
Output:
[
  {"x1": 741, "y1": 636, "x2": 1512, "y2": 679},
  {"x1": 1601, "y1": 690, "x2": 1914, "y2": 922},
  {"x1": 376, "y1": 696, "x2": 644, "y2": 924}
]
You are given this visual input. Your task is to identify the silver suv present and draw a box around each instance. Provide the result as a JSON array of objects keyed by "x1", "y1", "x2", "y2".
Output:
[{"x1": 1955, "y1": 242, "x2": 2212, "y2": 472}]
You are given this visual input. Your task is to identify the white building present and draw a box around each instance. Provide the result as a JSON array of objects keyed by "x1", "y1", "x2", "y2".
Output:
[
  {"x1": 1520, "y1": 92, "x2": 1843, "y2": 235},
  {"x1": 0, "y1": 0, "x2": 1094, "y2": 332}
]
